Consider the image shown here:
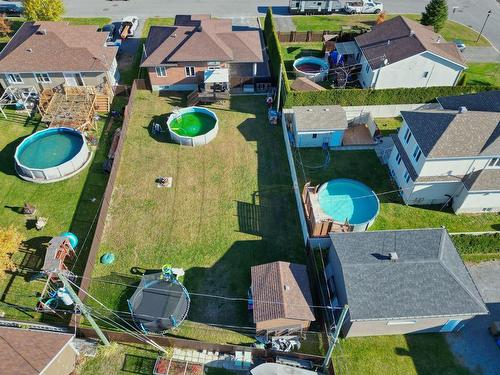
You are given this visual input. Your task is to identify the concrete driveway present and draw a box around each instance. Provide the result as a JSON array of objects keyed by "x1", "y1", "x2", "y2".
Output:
[
  {"x1": 446, "y1": 261, "x2": 500, "y2": 375},
  {"x1": 462, "y1": 47, "x2": 500, "y2": 63}
]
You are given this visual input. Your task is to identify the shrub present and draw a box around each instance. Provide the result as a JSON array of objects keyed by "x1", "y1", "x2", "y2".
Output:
[
  {"x1": 0, "y1": 226, "x2": 24, "y2": 279},
  {"x1": 23, "y1": 0, "x2": 65, "y2": 21},
  {"x1": 263, "y1": 8, "x2": 290, "y2": 93},
  {"x1": 452, "y1": 233, "x2": 500, "y2": 255},
  {"x1": 421, "y1": 0, "x2": 448, "y2": 32}
]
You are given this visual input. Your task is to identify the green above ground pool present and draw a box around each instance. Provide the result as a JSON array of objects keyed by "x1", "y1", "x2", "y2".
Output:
[{"x1": 167, "y1": 106, "x2": 219, "y2": 146}]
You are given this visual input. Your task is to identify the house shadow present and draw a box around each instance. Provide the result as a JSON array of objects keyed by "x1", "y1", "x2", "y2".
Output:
[{"x1": 122, "y1": 354, "x2": 157, "y2": 374}]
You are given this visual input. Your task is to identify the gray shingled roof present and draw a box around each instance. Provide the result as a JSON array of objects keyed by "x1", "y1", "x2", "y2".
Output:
[
  {"x1": 329, "y1": 229, "x2": 488, "y2": 321},
  {"x1": 463, "y1": 169, "x2": 500, "y2": 192},
  {"x1": 401, "y1": 110, "x2": 500, "y2": 158},
  {"x1": 437, "y1": 90, "x2": 500, "y2": 113},
  {"x1": 355, "y1": 16, "x2": 466, "y2": 70},
  {"x1": 293, "y1": 105, "x2": 348, "y2": 132},
  {"x1": 251, "y1": 261, "x2": 315, "y2": 323}
]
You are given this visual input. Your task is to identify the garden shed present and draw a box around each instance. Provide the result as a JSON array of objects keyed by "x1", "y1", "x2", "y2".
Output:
[
  {"x1": 251, "y1": 261, "x2": 315, "y2": 334},
  {"x1": 288, "y1": 105, "x2": 348, "y2": 147}
]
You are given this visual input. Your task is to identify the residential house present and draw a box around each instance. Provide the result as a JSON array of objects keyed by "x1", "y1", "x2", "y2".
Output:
[
  {"x1": 141, "y1": 15, "x2": 270, "y2": 92},
  {"x1": 336, "y1": 16, "x2": 466, "y2": 89},
  {"x1": 437, "y1": 90, "x2": 500, "y2": 112},
  {"x1": 0, "y1": 21, "x2": 119, "y2": 93},
  {"x1": 285, "y1": 105, "x2": 348, "y2": 147},
  {"x1": 388, "y1": 107, "x2": 500, "y2": 213},
  {"x1": 326, "y1": 229, "x2": 488, "y2": 337},
  {"x1": 251, "y1": 261, "x2": 315, "y2": 334},
  {"x1": 0, "y1": 327, "x2": 77, "y2": 374}
]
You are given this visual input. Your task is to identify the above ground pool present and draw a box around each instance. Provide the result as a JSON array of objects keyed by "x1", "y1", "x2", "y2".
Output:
[
  {"x1": 293, "y1": 56, "x2": 329, "y2": 82},
  {"x1": 318, "y1": 178, "x2": 379, "y2": 230},
  {"x1": 14, "y1": 127, "x2": 91, "y2": 183},
  {"x1": 167, "y1": 106, "x2": 218, "y2": 146}
]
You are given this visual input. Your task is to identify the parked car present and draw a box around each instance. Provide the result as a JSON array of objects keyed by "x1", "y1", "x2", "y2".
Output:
[
  {"x1": 119, "y1": 16, "x2": 139, "y2": 38},
  {"x1": 0, "y1": 2, "x2": 23, "y2": 16},
  {"x1": 344, "y1": 0, "x2": 383, "y2": 14},
  {"x1": 454, "y1": 39, "x2": 466, "y2": 52},
  {"x1": 101, "y1": 23, "x2": 116, "y2": 42}
]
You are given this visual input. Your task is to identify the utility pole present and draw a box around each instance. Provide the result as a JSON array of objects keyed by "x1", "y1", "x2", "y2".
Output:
[
  {"x1": 476, "y1": 10, "x2": 492, "y2": 43},
  {"x1": 57, "y1": 271, "x2": 110, "y2": 346},
  {"x1": 276, "y1": 64, "x2": 282, "y2": 112},
  {"x1": 322, "y1": 304, "x2": 349, "y2": 372}
]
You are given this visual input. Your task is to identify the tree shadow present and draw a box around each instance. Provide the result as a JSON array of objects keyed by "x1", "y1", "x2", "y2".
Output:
[{"x1": 0, "y1": 135, "x2": 24, "y2": 176}]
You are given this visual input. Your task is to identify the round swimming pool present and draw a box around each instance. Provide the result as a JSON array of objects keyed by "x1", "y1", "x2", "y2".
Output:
[
  {"x1": 167, "y1": 106, "x2": 218, "y2": 147},
  {"x1": 14, "y1": 127, "x2": 91, "y2": 183},
  {"x1": 318, "y1": 178, "x2": 379, "y2": 231},
  {"x1": 293, "y1": 56, "x2": 329, "y2": 82}
]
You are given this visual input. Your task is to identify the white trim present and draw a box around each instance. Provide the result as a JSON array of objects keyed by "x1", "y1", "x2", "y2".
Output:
[
  {"x1": 39, "y1": 335, "x2": 75, "y2": 374},
  {"x1": 34, "y1": 72, "x2": 51, "y2": 83},
  {"x1": 185, "y1": 66, "x2": 195, "y2": 77},
  {"x1": 63, "y1": 72, "x2": 85, "y2": 86},
  {"x1": 6, "y1": 73, "x2": 23, "y2": 84},
  {"x1": 155, "y1": 66, "x2": 167, "y2": 77}
]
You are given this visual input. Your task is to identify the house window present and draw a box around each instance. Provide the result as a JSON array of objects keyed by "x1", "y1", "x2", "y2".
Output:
[
  {"x1": 355, "y1": 52, "x2": 361, "y2": 62},
  {"x1": 412, "y1": 145, "x2": 422, "y2": 162},
  {"x1": 403, "y1": 127, "x2": 412, "y2": 144},
  {"x1": 423, "y1": 71, "x2": 429, "y2": 78},
  {"x1": 365, "y1": 64, "x2": 370, "y2": 73},
  {"x1": 155, "y1": 66, "x2": 166, "y2": 77},
  {"x1": 488, "y1": 158, "x2": 500, "y2": 167},
  {"x1": 403, "y1": 170, "x2": 411, "y2": 183},
  {"x1": 185, "y1": 66, "x2": 195, "y2": 77},
  {"x1": 395, "y1": 152, "x2": 402, "y2": 165},
  {"x1": 482, "y1": 208, "x2": 492, "y2": 212},
  {"x1": 207, "y1": 62, "x2": 220, "y2": 70},
  {"x1": 35, "y1": 73, "x2": 51, "y2": 83},
  {"x1": 6, "y1": 73, "x2": 23, "y2": 84},
  {"x1": 312, "y1": 133, "x2": 317, "y2": 139}
]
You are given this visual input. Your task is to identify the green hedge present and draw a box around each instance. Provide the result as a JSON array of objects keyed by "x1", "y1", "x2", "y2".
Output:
[
  {"x1": 264, "y1": 8, "x2": 290, "y2": 92},
  {"x1": 452, "y1": 233, "x2": 500, "y2": 262},
  {"x1": 284, "y1": 85, "x2": 497, "y2": 107}
]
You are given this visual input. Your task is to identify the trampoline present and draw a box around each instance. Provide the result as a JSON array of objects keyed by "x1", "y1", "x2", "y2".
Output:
[{"x1": 128, "y1": 268, "x2": 190, "y2": 333}]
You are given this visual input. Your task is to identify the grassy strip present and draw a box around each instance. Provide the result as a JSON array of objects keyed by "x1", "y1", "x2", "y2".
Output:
[
  {"x1": 374, "y1": 117, "x2": 402, "y2": 136},
  {"x1": 335, "y1": 334, "x2": 471, "y2": 375},
  {"x1": 464, "y1": 63, "x2": 500, "y2": 87},
  {"x1": 452, "y1": 233, "x2": 500, "y2": 262},
  {"x1": 62, "y1": 17, "x2": 112, "y2": 28},
  {"x1": 292, "y1": 14, "x2": 490, "y2": 47}
]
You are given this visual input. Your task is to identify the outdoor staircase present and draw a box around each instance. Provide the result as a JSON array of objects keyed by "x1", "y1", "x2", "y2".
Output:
[
  {"x1": 94, "y1": 94, "x2": 110, "y2": 112},
  {"x1": 187, "y1": 90, "x2": 200, "y2": 106}
]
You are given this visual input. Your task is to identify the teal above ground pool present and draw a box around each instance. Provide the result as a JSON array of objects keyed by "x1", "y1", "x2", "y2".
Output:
[
  {"x1": 14, "y1": 127, "x2": 91, "y2": 183},
  {"x1": 318, "y1": 178, "x2": 379, "y2": 230}
]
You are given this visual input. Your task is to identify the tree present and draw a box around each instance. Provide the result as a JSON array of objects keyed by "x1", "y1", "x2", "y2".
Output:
[
  {"x1": 421, "y1": 0, "x2": 448, "y2": 32},
  {"x1": 0, "y1": 17, "x2": 12, "y2": 38},
  {"x1": 0, "y1": 226, "x2": 24, "y2": 279},
  {"x1": 376, "y1": 11, "x2": 387, "y2": 25},
  {"x1": 23, "y1": 0, "x2": 65, "y2": 21}
]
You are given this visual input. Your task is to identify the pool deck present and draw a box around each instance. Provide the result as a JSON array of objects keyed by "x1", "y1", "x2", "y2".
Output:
[{"x1": 343, "y1": 124, "x2": 375, "y2": 146}]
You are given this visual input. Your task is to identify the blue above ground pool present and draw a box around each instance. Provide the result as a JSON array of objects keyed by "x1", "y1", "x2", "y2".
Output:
[
  {"x1": 14, "y1": 127, "x2": 91, "y2": 183},
  {"x1": 293, "y1": 56, "x2": 329, "y2": 82},
  {"x1": 318, "y1": 178, "x2": 380, "y2": 229}
]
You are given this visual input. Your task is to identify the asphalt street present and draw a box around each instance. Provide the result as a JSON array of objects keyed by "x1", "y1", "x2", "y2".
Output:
[{"x1": 63, "y1": 0, "x2": 500, "y2": 48}]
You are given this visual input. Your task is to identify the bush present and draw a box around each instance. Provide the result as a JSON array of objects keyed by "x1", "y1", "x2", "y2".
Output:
[
  {"x1": 421, "y1": 0, "x2": 448, "y2": 32},
  {"x1": 263, "y1": 8, "x2": 290, "y2": 92},
  {"x1": 23, "y1": 0, "x2": 65, "y2": 21},
  {"x1": 284, "y1": 85, "x2": 496, "y2": 107},
  {"x1": 0, "y1": 225, "x2": 24, "y2": 279}
]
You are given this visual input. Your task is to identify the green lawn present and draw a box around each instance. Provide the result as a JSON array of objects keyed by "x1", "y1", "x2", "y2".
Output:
[
  {"x1": 294, "y1": 149, "x2": 499, "y2": 232},
  {"x1": 464, "y1": 63, "x2": 500, "y2": 87},
  {"x1": 291, "y1": 14, "x2": 490, "y2": 46},
  {"x1": 374, "y1": 117, "x2": 402, "y2": 136},
  {"x1": 0, "y1": 97, "x2": 126, "y2": 321},
  {"x1": 62, "y1": 17, "x2": 112, "y2": 28},
  {"x1": 85, "y1": 91, "x2": 306, "y2": 345},
  {"x1": 452, "y1": 233, "x2": 500, "y2": 262},
  {"x1": 120, "y1": 18, "x2": 175, "y2": 85},
  {"x1": 280, "y1": 42, "x2": 324, "y2": 80},
  {"x1": 335, "y1": 334, "x2": 471, "y2": 375}
]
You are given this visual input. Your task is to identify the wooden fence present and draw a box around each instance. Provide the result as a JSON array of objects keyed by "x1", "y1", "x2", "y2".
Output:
[
  {"x1": 72, "y1": 79, "x2": 145, "y2": 325},
  {"x1": 277, "y1": 28, "x2": 369, "y2": 43}
]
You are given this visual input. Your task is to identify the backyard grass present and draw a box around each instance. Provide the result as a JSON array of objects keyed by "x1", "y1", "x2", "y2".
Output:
[
  {"x1": 464, "y1": 63, "x2": 500, "y2": 87},
  {"x1": 62, "y1": 17, "x2": 112, "y2": 28},
  {"x1": 291, "y1": 14, "x2": 491, "y2": 47},
  {"x1": 334, "y1": 334, "x2": 471, "y2": 375},
  {"x1": 374, "y1": 117, "x2": 402, "y2": 136},
  {"x1": 120, "y1": 18, "x2": 175, "y2": 85},
  {"x1": 0, "y1": 97, "x2": 126, "y2": 321},
  {"x1": 294, "y1": 149, "x2": 499, "y2": 232},
  {"x1": 452, "y1": 233, "x2": 500, "y2": 263},
  {"x1": 85, "y1": 91, "x2": 306, "y2": 345}
]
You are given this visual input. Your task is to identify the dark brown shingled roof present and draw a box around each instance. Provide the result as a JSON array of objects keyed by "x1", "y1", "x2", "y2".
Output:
[
  {"x1": 0, "y1": 328, "x2": 73, "y2": 375},
  {"x1": 142, "y1": 15, "x2": 263, "y2": 66},
  {"x1": 0, "y1": 21, "x2": 117, "y2": 73},
  {"x1": 355, "y1": 16, "x2": 466, "y2": 70},
  {"x1": 251, "y1": 261, "x2": 315, "y2": 323}
]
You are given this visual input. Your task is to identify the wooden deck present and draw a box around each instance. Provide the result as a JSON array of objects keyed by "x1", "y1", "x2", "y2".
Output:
[{"x1": 342, "y1": 124, "x2": 375, "y2": 146}]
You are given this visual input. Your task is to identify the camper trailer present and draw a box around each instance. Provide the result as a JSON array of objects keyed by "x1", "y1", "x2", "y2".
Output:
[{"x1": 289, "y1": 0, "x2": 343, "y2": 14}]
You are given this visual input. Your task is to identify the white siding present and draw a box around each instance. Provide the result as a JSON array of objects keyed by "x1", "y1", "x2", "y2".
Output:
[
  {"x1": 453, "y1": 187, "x2": 500, "y2": 213},
  {"x1": 388, "y1": 145, "x2": 415, "y2": 203},
  {"x1": 410, "y1": 181, "x2": 460, "y2": 204},
  {"x1": 397, "y1": 120, "x2": 426, "y2": 175},
  {"x1": 370, "y1": 52, "x2": 463, "y2": 89},
  {"x1": 358, "y1": 54, "x2": 375, "y2": 89},
  {"x1": 419, "y1": 158, "x2": 490, "y2": 177}
]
